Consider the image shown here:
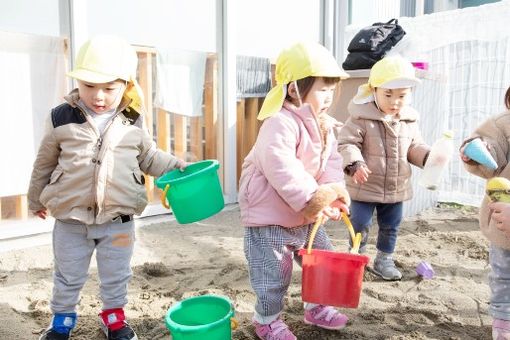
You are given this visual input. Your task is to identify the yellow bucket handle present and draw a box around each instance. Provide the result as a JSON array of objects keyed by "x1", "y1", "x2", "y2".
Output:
[
  {"x1": 306, "y1": 215, "x2": 324, "y2": 255},
  {"x1": 341, "y1": 212, "x2": 356, "y2": 245},
  {"x1": 341, "y1": 213, "x2": 363, "y2": 254},
  {"x1": 161, "y1": 184, "x2": 171, "y2": 209},
  {"x1": 231, "y1": 317, "x2": 238, "y2": 329},
  {"x1": 306, "y1": 213, "x2": 362, "y2": 254},
  {"x1": 351, "y1": 232, "x2": 363, "y2": 254}
]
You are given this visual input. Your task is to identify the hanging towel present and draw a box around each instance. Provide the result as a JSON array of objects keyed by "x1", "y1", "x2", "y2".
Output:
[
  {"x1": 155, "y1": 48, "x2": 207, "y2": 117},
  {"x1": 236, "y1": 55, "x2": 272, "y2": 98}
]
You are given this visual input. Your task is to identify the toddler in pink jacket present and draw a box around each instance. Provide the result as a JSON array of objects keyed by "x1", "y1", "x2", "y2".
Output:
[{"x1": 238, "y1": 41, "x2": 351, "y2": 340}]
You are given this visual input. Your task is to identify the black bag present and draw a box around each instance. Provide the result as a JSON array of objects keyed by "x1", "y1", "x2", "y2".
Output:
[{"x1": 342, "y1": 19, "x2": 405, "y2": 70}]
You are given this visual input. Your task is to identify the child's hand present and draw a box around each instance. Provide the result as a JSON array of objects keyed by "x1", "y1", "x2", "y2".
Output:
[
  {"x1": 459, "y1": 144, "x2": 471, "y2": 162},
  {"x1": 353, "y1": 165, "x2": 371, "y2": 184},
  {"x1": 322, "y1": 199, "x2": 350, "y2": 221},
  {"x1": 34, "y1": 209, "x2": 47, "y2": 219},
  {"x1": 460, "y1": 138, "x2": 489, "y2": 163},
  {"x1": 490, "y1": 202, "x2": 510, "y2": 236},
  {"x1": 176, "y1": 160, "x2": 190, "y2": 172}
]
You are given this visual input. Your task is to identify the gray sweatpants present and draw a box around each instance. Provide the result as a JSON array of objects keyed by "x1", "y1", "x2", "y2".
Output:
[
  {"x1": 490, "y1": 244, "x2": 510, "y2": 320},
  {"x1": 244, "y1": 224, "x2": 333, "y2": 323},
  {"x1": 50, "y1": 218, "x2": 135, "y2": 313}
]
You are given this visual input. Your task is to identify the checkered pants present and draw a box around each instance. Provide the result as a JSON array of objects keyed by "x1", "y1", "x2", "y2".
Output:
[{"x1": 244, "y1": 224, "x2": 333, "y2": 318}]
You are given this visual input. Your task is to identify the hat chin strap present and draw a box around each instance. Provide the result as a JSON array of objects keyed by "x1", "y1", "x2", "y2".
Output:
[
  {"x1": 112, "y1": 81, "x2": 128, "y2": 111},
  {"x1": 373, "y1": 89, "x2": 382, "y2": 112},
  {"x1": 293, "y1": 80, "x2": 304, "y2": 107}
]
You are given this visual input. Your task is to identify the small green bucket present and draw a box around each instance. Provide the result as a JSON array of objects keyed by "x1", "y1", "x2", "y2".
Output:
[
  {"x1": 165, "y1": 295, "x2": 237, "y2": 340},
  {"x1": 155, "y1": 160, "x2": 224, "y2": 224}
]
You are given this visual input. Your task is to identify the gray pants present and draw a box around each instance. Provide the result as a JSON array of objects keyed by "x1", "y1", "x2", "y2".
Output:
[
  {"x1": 244, "y1": 224, "x2": 332, "y2": 323},
  {"x1": 50, "y1": 218, "x2": 135, "y2": 313},
  {"x1": 490, "y1": 244, "x2": 510, "y2": 320}
]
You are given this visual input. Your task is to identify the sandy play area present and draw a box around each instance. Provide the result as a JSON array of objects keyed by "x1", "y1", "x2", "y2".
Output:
[{"x1": 0, "y1": 203, "x2": 493, "y2": 339}]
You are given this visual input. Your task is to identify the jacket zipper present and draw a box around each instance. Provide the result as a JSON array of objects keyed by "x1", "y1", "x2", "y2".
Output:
[
  {"x1": 78, "y1": 105, "x2": 119, "y2": 224},
  {"x1": 93, "y1": 113, "x2": 121, "y2": 222},
  {"x1": 311, "y1": 114, "x2": 326, "y2": 178}
]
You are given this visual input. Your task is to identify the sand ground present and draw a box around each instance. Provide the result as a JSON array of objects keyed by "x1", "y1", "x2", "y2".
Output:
[{"x1": 0, "y1": 203, "x2": 492, "y2": 339}]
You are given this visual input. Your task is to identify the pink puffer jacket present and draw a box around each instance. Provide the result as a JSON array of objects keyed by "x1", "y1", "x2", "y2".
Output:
[{"x1": 239, "y1": 101, "x2": 348, "y2": 228}]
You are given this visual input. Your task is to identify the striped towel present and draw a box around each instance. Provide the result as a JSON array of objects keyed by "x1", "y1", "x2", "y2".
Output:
[{"x1": 236, "y1": 55, "x2": 271, "y2": 98}]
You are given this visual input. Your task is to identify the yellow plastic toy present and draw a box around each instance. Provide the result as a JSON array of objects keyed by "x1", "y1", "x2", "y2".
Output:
[{"x1": 486, "y1": 177, "x2": 510, "y2": 202}]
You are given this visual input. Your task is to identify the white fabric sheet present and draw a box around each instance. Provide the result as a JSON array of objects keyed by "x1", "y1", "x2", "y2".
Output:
[
  {"x1": 0, "y1": 31, "x2": 68, "y2": 197},
  {"x1": 154, "y1": 48, "x2": 207, "y2": 117}
]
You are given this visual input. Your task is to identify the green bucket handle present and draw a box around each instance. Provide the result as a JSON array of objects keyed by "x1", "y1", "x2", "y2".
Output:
[{"x1": 161, "y1": 184, "x2": 171, "y2": 209}]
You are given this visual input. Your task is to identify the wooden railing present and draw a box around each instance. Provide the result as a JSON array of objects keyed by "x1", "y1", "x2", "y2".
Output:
[
  {"x1": 0, "y1": 46, "x2": 264, "y2": 221},
  {"x1": 236, "y1": 98, "x2": 264, "y2": 185}
]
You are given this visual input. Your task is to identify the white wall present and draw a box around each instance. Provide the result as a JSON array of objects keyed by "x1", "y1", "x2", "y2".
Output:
[
  {"x1": 84, "y1": 0, "x2": 217, "y2": 52},
  {"x1": 0, "y1": 0, "x2": 60, "y2": 36},
  {"x1": 0, "y1": 0, "x2": 321, "y2": 58},
  {"x1": 235, "y1": 0, "x2": 321, "y2": 59},
  {"x1": 350, "y1": 0, "x2": 401, "y2": 27}
]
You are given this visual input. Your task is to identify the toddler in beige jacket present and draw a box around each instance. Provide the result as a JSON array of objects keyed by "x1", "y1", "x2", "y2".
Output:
[
  {"x1": 460, "y1": 86, "x2": 510, "y2": 340},
  {"x1": 338, "y1": 56, "x2": 430, "y2": 281}
]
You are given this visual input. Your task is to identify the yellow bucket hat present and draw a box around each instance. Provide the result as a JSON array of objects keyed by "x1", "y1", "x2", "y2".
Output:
[
  {"x1": 257, "y1": 41, "x2": 349, "y2": 120},
  {"x1": 68, "y1": 35, "x2": 145, "y2": 113},
  {"x1": 353, "y1": 56, "x2": 421, "y2": 104}
]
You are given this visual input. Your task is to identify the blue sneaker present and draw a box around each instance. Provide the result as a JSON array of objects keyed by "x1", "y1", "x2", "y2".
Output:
[{"x1": 39, "y1": 313, "x2": 77, "y2": 340}]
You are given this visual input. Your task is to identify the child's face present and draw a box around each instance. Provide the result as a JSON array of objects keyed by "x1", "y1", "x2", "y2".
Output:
[
  {"x1": 77, "y1": 80, "x2": 126, "y2": 114},
  {"x1": 302, "y1": 78, "x2": 337, "y2": 115},
  {"x1": 374, "y1": 87, "x2": 412, "y2": 115}
]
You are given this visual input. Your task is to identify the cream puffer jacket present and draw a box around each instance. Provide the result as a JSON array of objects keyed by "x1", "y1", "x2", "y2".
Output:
[
  {"x1": 338, "y1": 100, "x2": 430, "y2": 203},
  {"x1": 462, "y1": 110, "x2": 510, "y2": 250},
  {"x1": 28, "y1": 90, "x2": 181, "y2": 225}
]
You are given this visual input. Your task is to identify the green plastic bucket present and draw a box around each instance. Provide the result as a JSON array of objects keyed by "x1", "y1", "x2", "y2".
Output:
[
  {"x1": 165, "y1": 295, "x2": 236, "y2": 340},
  {"x1": 155, "y1": 160, "x2": 224, "y2": 224}
]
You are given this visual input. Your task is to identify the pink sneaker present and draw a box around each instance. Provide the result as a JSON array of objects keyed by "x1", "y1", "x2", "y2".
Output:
[
  {"x1": 493, "y1": 319, "x2": 510, "y2": 340},
  {"x1": 253, "y1": 319, "x2": 297, "y2": 340},
  {"x1": 304, "y1": 305, "x2": 348, "y2": 330}
]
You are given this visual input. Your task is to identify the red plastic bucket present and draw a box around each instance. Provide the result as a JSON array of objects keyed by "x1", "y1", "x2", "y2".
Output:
[{"x1": 298, "y1": 249, "x2": 369, "y2": 308}]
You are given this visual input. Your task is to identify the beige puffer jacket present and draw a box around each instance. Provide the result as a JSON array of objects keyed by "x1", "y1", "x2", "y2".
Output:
[
  {"x1": 462, "y1": 110, "x2": 510, "y2": 250},
  {"x1": 337, "y1": 100, "x2": 430, "y2": 203},
  {"x1": 28, "y1": 90, "x2": 181, "y2": 225}
]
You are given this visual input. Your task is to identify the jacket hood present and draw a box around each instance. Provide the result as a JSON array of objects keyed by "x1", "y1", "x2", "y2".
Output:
[{"x1": 347, "y1": 100, "x2": 419, "y2": 122}]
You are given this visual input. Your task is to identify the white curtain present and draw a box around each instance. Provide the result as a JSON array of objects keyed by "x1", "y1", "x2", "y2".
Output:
[{"x1": 0, "y1": 31, "x2": 68, "y2": 197}]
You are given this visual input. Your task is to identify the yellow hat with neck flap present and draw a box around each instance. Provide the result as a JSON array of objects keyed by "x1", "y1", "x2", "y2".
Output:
[{"x1": 257, "y1": 41, "x2": 349, "y2": 120}]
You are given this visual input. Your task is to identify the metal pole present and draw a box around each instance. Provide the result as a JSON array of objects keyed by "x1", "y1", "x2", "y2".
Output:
[{"x1": 216, "y1": 0, "x2": 238, "y2": 204}]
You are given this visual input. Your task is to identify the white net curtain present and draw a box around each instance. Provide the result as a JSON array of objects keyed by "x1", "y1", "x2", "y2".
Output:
[{"x1": 344, "y1": 1, "x2": 510, "y2": 215}]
